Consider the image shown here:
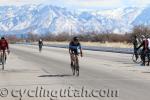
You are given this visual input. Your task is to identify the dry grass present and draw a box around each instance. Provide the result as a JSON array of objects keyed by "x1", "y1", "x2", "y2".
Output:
[{"x1": 42, "y1": 41, "x2": 132, "y2": 48}]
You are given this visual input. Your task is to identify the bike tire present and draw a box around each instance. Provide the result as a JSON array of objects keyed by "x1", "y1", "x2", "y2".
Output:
[
  {"x1": 76, "y1": 67, "x2": 79, "y2": 76},
  {"x1": 71, "y1": 64, "x2": 75, "y2": 76},
  {"x1": 75, "y1": 63, "x2": 79, "y2": 77}
]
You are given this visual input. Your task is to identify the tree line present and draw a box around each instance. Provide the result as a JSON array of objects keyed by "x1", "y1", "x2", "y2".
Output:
[{"x1": 5, "y1": 25, "x2": 150, "y2": 43}]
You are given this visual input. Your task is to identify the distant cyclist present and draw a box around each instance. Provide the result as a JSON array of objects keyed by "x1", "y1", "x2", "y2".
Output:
[
  {"x1": 137, "y1": 35, "x2": 149, "y2": 66},
  {"x1": 0, "y1": 37, "x2": 10, "y2": 62},
  {"x1": 38, "y1": 39, "x2": 43, "y2": 52},
  {"x1": 69, "y1": 37, "x2": 83, "y2": 75}
]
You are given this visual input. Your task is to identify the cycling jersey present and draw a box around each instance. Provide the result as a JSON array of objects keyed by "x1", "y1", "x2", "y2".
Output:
[
  {"x1": 138, "y1": 39, "x2": 149, "y2": 52},
  {"x1": 0, "y1": 39, "x2": 9, "y2": 50},
  {"x1": 69, "y1": 41, "x2": 81, "y2": 55},
  {"x1": 39, "y1": 40, "x2": 43, "y2": 46}
]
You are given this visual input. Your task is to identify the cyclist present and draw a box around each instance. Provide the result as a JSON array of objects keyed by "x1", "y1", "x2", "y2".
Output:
[
  {"x1": 69, "y1": 37, "x2": 83, "y2": 75},
  {"x1": 133, "y1": 35, "x2": 139, "y2": 60},
  {"x1": 38, "y1": 39, "x2": 43, "y2": 52},
  {"x1": 137, "y1": 35, "x2": 149, "y2": 66},
  {"x1": 0, "y1": 37, "x2": 10, "y2": 62}
]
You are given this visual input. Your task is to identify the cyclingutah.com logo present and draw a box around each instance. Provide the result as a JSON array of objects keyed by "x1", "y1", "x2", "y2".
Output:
[{"x1": 0, "y1": 86, "x2": 119, "y2": 100}]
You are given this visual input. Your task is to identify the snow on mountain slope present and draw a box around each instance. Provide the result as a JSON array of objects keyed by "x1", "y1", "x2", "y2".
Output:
[
  {"x1": 132, "y1": 6, "x2": 150, "y2": 25},
  {"x1": 0, "y1": 5, "x2": 148, "y2": 35}
]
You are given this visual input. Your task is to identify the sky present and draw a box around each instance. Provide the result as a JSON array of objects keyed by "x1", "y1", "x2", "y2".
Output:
[{"x1": 0, "y1": 0, "x2": 150, "y2": 10}]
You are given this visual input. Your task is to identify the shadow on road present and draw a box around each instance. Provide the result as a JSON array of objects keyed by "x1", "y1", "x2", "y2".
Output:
[
  {"x1": 142, "y1": 71, "x2": 150, "y2": 73},
  {"x1": 0, "y1": 69, "x2": 38, "y2": 73},
  {"x1": 38, "y1": 74, "x2": 72, "y2": 77}
]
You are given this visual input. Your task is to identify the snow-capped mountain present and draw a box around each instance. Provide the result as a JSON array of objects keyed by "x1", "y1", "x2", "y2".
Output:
[
  {"x1": 132, "y1": 6, "x2": 150, "y2": 25},
  {"x1": 0, "y1": 5, "x2": 149, "y2": 35}
]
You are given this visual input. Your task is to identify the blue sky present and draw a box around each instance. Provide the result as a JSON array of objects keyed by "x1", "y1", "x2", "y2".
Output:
[{"x1": 0, "y1": 0, "x2": 150, "y2": 10}]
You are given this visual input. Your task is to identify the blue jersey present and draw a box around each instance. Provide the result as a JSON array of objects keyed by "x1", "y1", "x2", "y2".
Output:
[{"x1": 69, "y1": 41, "x2": 81, "y2": 50}]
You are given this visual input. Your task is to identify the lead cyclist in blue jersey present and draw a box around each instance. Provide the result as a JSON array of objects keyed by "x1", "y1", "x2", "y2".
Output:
[{"x1": 69, "y1": 37, "x2": 83, "y2": 75}]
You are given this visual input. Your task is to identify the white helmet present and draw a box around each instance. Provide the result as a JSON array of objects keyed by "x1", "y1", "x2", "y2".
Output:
[
  {"x1": 141, "y1": 35, "x2": 145, "y2": 38},
  {"x1": 39, "y1": 39, "x2": 42, "y2": 41}
]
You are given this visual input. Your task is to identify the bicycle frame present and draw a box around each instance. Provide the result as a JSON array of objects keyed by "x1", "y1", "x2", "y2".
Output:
[
  {"x1": 132, "y1": 49, "x2": 150, "y2": 65},
  {"x1": 70, "y1": 53, "x2": 79, "y2": 76}
]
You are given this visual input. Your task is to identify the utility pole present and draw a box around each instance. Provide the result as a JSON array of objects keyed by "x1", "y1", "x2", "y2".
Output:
[{"x1": 70, "y1": 25, "x2": 73, "y2": 36}]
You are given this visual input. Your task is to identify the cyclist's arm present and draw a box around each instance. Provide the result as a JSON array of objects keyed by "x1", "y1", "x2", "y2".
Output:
[
  {"x1": 137, "y1": 42, "x2": 143, "y2": 50},
  {"x1": 69, "y1": 43, "x2": 72, "y2": 54},
  {"x1": 6, "y1": 40, "x2": 9, "y2": 50},
  {"x1": 69, "y1": 48, "x2": 72, "y2": 54},
  {"x1": 80, "y1": 48, "x2": 83, "y2": 57},
  {"x1": 79, "y1": 44, "x2": 83, "y2": 57},
  {"x1": 6, "y1": 40, "x2": 10, "y2": 54}
]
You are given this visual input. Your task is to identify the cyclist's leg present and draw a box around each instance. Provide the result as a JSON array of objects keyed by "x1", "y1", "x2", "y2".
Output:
[
  {"x1": 70, "y1": 53, "x2": 74, "y2": 66},
  {"x1": 135, "y1": 53, "x2": 138, "y2": 60},
  {"x1": 2, "y1": 50, "x2": 6, "y2": 62},
  {"x1": 143, "y1": 52, "x2": 146, "y2": 66},
  {"x1": 0, "y1": 50, "x2": 2, "y2": 62},
  {"x1": 4, "y1": 50, "x2": 7, "y2": 62},
  {"x1": 75, "y1": 55, "x2": 79, "y2": 66},
  {"x1": 70, "y1": 50, "x2": 74, "y2": 66},
  {"x1": 140, "y1": 50, "x2": 144, "y2": 65},
  {"x1": 147, "y1": 50, "x2": 150, "y2": 66},
  {"x1": 71, "y1": 53, "x2": 76, "y2": 75},
  {"x1": 134, "y1": 48, "x2": 138, "y2": 60},
  {"x1": 39, "y1": 45, "x2": 40, "y2": 51},
  {"x1": 41, "y1": 45, "x2": 43, "y2": 50},
  {"x1": 39, "y1": 45, "x2": 42, "y2": 51},
  {"x1": 74, "y1": 54, "x2": 79, "y2": 76},
  {"x1": 74, "y1": 54, "x2": 79, "y2": 70}
]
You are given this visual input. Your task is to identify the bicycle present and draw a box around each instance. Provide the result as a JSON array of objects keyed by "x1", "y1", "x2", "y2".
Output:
[
  {"x1": 132, "y1": 49, "x2": 150, "y2": 64},
  {"x1": 71, "y1": 53, "x2": 79, "y2": 76},
  {"x1": 0, "y1": 50, "x2": 7, "y2": 70},
  {"x1": 39, "y1": 44, "x2": 42, "y2": 52},
  {"x1": 132, "y1": 49, "x2": 142, "y2": 64}
]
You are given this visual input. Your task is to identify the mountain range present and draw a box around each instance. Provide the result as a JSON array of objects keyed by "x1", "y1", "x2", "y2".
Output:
[{"x1": 0, "y1": 5, "x2": 150, "y2": 35}]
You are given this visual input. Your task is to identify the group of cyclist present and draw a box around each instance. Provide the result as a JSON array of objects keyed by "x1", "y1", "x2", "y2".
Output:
[
  {"x1": 133, "y1": 34, "x2": 150, "y2": 66},
  {"x1": 37, "y1": 34, "x2": 150, "y2": 76},
  {"x1": 1, "y1": 33, "x2": 150, "y2": 74},
  {"x1": 1, "y1": 33, "x2": 150, "y2": 73}
]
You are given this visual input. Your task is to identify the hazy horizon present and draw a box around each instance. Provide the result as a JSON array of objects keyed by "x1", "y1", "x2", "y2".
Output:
[{"x1": 0, "y1": 0, "x2": 150, "y2": 10}]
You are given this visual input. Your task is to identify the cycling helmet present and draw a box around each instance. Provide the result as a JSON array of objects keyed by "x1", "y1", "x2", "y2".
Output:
[
  {"x1": 141, "y1": 35, "x2": 145, "y2": 38},
  {"x1": 73, "y1": 37, "x2": 79, "y2": 41},
  {"x1": 146, "y1": 34, "x2": 149, "y2": 38},
  {"x1": 1, "y1": 37, "x2": 5, "y2": 39},
  {"x1": 39, "y1": 39, "x2": 42, "y2": 41},
  {"x1": 134, "y1": 35, "x2": 137, "y2": 39}
]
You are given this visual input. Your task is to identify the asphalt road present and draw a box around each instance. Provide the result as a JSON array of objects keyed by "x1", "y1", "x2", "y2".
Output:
[{"x1": 0, "y1": 44, "x2": 150, "y2": 100}]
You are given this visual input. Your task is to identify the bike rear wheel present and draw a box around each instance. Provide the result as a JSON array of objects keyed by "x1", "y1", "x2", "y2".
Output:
[
  {"x1": 76, "y1": 66, "x2": 79, "y2": 76},
  {"x1": 71, "y1": 63, "x2": 75, "y2": 76},
  {"x1": 71, "y1": 54, "x2": 79, "y2": 76},
  {"x1": 74, "y1": 61, "x2": 79, "y2": 77},
  {"x1": 39, "y1": 45, "x2": 42, "y2": 52}
]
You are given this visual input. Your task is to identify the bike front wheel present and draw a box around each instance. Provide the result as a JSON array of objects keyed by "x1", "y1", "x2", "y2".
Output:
[
  {"x1": 132, "y1": 54, "x2": 141, "y2": 64},
  {"x1": 1, "y1": 53, "x2": 5, "y2": 70}
]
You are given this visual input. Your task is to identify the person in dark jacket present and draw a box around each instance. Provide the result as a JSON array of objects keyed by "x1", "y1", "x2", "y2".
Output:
[
  {"x1": 133, "y1": 35, "x2": 139, "y2": 60},
  {"x1": 137, "y1": 35, "x2": 150, "y2": 66}
]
